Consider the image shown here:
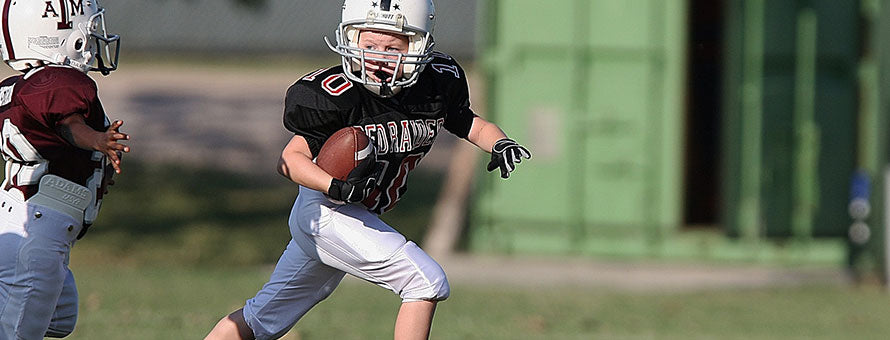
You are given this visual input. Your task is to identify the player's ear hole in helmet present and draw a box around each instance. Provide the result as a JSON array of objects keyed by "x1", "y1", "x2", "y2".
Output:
[
  {"x1": 326, "y1": 0, "x2": 436, "y2": 97},
  {"x1": 0, "y1": 0, "x2": 120, "y2": 75}
]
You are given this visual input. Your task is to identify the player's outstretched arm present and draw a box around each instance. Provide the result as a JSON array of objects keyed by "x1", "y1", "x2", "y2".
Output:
[
  {"x1": 56, "y1": 115, "x2": 130, "y2": 173},
  {"x1": 466, "y1": 116, "x2": 532, "y2": 179},
  {"x1": 465, "y1": 116, "x2": 507, "y2": 152}
]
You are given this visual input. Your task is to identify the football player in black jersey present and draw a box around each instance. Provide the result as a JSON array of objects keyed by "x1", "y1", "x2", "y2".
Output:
[{"x1": 205, "y1": 1, "x2": 530, "y2": 339}]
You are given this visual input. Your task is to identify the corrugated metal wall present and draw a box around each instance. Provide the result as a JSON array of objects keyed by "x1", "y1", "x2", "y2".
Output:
[
  {"x1": 470, "y1": 0, "x2": 688, "y2": 257},
  {"x1": 103, "y1": 0, "x2": 478, "y2": 57}
]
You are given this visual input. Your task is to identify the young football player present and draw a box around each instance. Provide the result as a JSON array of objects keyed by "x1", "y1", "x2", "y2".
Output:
[
  {"x1": 205, "y1": 0, "x2": 530, "y2": 339},
  {"x1": 0, "y1": 1, "x2": 127, "y2": 338}
]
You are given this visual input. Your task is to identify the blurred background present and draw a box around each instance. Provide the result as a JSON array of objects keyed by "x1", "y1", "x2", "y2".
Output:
[{"x1": 5, "y1": 0, "x2": 889, "y2": 339}]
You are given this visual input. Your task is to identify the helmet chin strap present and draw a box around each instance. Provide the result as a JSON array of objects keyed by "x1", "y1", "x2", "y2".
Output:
[
  {"x1": 379, "y1": 83, "x2": 394, "y2": 97},
  {"x1": 364, "y1": 83, "x2": 402, "y2": 98},
  {"x1": 59, "y1": 54, "x2": 90, "y2": 73},
  {"x1": 27, "y1": 42, "x2": 91, "y2": 73},
  {"x1": 375, "y1": 70, "x2": 395, "y2": 97}
]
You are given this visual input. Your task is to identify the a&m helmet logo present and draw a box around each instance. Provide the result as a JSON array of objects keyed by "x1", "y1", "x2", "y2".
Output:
[
  {"x1": 2, "y1": 0, "x2": 120, "y2": 75},
  {"x1": 41, "y1": 0, "x2": 88, "y2": 30}
]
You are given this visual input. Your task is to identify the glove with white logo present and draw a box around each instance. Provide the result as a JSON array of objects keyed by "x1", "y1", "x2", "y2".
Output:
[
  {"x1": 487, "y1": 138, "x2": 532, "y2": 179},
  {"x1": 328, "y1": 156, "x2": 379, "y2": 203}
]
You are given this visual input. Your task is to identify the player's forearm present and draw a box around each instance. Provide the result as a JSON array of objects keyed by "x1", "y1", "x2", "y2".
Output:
[
  {"x1": 278, "y1": 136, "x2": 335, "y2": 192},
  {"x1": 466, "y1": 117, "x2": 507, "y2": 152},
  {"x1": 278, "y1": 154, "x2": 333, "y2": 192},
  {"x1": 56, "y1": 114, "x2": 104, "y2": 152}
]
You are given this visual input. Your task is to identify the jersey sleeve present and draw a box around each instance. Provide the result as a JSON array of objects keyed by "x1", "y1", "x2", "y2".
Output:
[
  {"x1": 437, "y1": 55, "x2": 477, "y2": 139},
  {"x1": 18, "y1": 68, "x2": 98, "y2": 128},
  {"x1": 282, "y1": 80, "x2": 351, "y2": 157}
]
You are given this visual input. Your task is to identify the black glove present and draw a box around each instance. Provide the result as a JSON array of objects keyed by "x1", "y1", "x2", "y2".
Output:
[
  {"x1": 487, "y1": 138, "x2": 532, "y2": 179},
  {"x1": 328, "y1": 156, "x2": 379, "y2": 203}
]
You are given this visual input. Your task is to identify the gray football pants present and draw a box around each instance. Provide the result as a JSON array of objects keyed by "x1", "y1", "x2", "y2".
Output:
[{"x1": 0, "y1": 192, "x2": 81, "y2": 340}]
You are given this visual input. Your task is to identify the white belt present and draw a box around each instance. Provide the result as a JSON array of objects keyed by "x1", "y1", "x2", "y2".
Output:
[{"x1": 25, "y1": 175, "x2": 91, "y2": 223}]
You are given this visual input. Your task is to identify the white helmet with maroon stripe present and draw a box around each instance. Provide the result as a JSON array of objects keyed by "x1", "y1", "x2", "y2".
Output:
[
  {"x1": 325, "y1": 0, "x2": 436, "y2": 97},
  {"x1": 0, "y1": 0, "x2": 120, "y2": 75}
]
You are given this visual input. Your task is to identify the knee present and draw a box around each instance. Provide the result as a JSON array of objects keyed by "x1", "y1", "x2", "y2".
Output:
[
  {"x1": 402, "y1": 272, "x2": 450, "y2": 302},
  {"x1": 410, "y1": 275, "x2": 450, "y2": 302},
  {"x1": 397, "y1": 242, "x2": 450, "y2": 302}
]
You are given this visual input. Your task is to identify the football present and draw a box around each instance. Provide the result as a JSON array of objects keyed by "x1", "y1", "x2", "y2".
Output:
[{"x1": 316, "y1": 126, "x2": 374, "y2": 181}]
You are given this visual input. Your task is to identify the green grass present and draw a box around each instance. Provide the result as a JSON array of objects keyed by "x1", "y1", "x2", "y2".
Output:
[
  {"x1": 62, "y1": 261, "x2": 890, "y2": 340},
  {"x1": 81, "y1": 161, "x2": 443, "y2": 267}
]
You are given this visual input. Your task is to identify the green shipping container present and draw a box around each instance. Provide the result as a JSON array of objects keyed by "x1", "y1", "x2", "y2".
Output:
[
  {"x1": 722, "y1": 0, "x2": 860, "y2": 241},
  {"x1": 469, "y1": 0, "x2": 879, "y2": 265},
  {"x1": 470, "y1": 0, "x2": 687, "y2": 255}
]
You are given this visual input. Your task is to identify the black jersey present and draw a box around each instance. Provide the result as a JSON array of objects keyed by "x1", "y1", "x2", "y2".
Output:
[{"x1": 284, "y1": 52, "x2": 477, "y2": 214}]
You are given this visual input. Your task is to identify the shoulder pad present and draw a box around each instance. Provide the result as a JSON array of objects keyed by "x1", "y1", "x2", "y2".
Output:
[
  {"x1": 429, "y1": 51, "x2": 459, "y2": 65},
  {"x1": 286, "y1": 66, "x2": 360, "y2": 112},
  {"x1": 17, "y1": 66, "x2": 98, "y2": 120},
  {"x1": 24, "y1": 66, "x2": 96, "y2": 91}
]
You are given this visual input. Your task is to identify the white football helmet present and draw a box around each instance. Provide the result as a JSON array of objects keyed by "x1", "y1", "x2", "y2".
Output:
[
  {"x1": 0, "y1": 0, "x2": 120, "y2": 75},
  {"x1": 326, "y1": 0, "x2": 436, "y2": 97}
]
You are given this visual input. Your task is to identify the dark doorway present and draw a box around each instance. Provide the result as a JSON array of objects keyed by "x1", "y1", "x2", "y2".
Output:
[{"x1": 684, "y1": 0, "x2": 725, "y2": 227}]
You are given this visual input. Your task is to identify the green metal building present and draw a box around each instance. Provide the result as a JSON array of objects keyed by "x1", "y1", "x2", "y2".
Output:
[{"x1": 470, "y1": 0, "x2": 889, "y2": 274}]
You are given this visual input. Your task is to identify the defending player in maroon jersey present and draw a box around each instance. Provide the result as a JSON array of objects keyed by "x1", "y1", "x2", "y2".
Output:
[
  {"x1": 0, "y1": 66, "x2": 118, "y2": 221},
  {"x1": 206, "y1": 1, "x2": 530, "y2": 339},
  {"x1": 0, "y1": 1, "x2": 127, "y2": 338}
]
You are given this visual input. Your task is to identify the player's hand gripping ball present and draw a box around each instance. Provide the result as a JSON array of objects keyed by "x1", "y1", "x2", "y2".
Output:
[
  {"x1": 319, "y1": 127, "x2": 379, "y2": 203},
  {"x1": 487, "y1": 138, "x2": 532, "y2": 179}
]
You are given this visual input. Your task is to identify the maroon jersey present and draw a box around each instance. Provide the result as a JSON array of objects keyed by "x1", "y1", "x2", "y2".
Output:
[{"x1": 0, "y1": 66, "x2": 109, "y2": 224}]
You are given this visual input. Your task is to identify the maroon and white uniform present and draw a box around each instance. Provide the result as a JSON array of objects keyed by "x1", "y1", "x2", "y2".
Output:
[
  {"x1": 0, "y1": 65, "x2": 112, "y2": 339},
  {"x1": 0, "y1": 0, "x2": 122, "y2": 337},
  {"x1": 0, "y1": 66, "x2": 109, "y2": 225}
]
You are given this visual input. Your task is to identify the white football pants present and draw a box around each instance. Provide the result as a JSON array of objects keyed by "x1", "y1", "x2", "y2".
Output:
[{"x1": 242, "y1": 187, "x2": 449, "y2": 340}]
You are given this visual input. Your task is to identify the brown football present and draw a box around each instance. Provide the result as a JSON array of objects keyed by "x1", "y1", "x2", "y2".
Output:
[{"x1": 316, "y1": 126, "x2": 374, "y2": 181}]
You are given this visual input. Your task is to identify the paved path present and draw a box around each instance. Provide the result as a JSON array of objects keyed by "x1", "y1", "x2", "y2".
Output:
[
  {"x1": 83, "y1": 62, "x2": 463, "y2": 177},
  {"x1": 93, "y1": 64, "x2": 312, "y2": 176},
  {"x1": 436, "y1": 254, "x2": 849, "y2": 292}
]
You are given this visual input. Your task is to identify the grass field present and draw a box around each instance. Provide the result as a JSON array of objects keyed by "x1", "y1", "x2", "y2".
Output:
[
  {"x1": 62, "y1": 261, "x2": 890, "y2": 340},
  {"x1": 77, "y1": 161, "x2": 443, "y2": 267}
]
